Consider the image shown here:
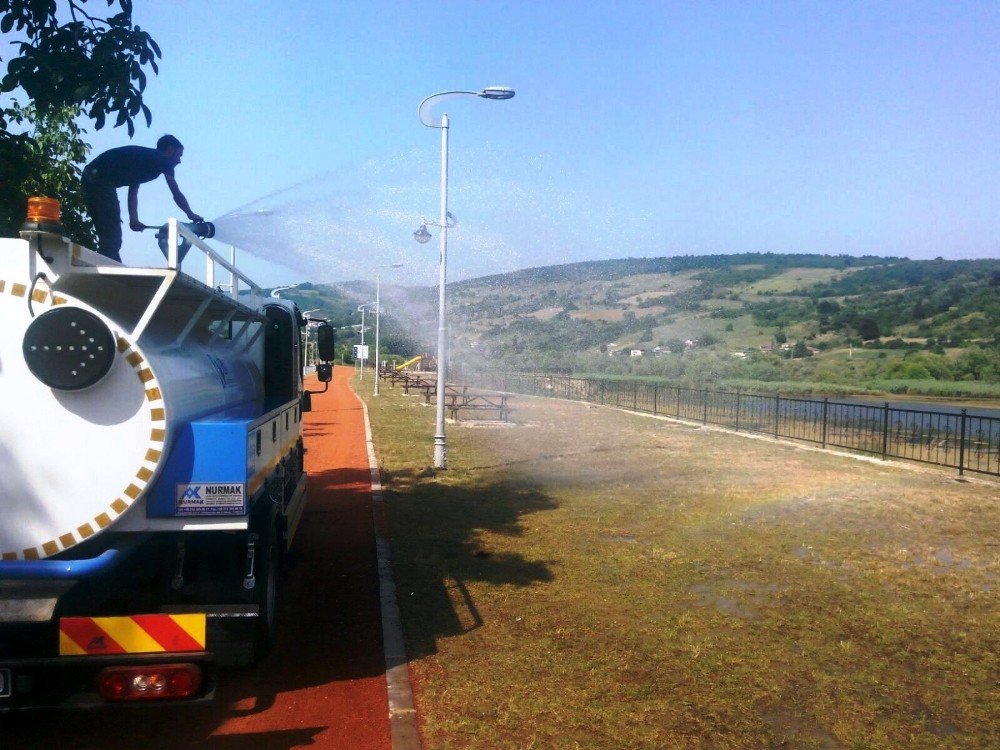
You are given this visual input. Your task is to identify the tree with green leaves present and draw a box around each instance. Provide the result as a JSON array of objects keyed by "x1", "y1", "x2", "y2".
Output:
[
  {"x1": 1, "y1": 0, "x2": 161, "y2": 238},
  {"x1": 5, "y1": 102, "x2": 96, "y2": 245}
]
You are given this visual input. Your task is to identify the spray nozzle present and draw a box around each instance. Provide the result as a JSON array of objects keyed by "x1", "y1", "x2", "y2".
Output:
[{"x1": 155, "y1": 221, "x2": 216, "y2": 262}]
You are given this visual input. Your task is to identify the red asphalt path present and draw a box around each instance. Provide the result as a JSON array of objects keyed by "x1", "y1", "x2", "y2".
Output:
[
  {"x1": 3, "y1": 367, "x2": 394, "y2": 749},
  {"x1": 204, "y1": 366, "x2": 393, "y2": 748}
]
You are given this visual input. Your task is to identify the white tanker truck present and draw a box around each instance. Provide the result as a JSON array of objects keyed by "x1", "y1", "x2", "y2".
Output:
[{"x1": 0, "y1": 200, "x2": 335, "y2": 709}]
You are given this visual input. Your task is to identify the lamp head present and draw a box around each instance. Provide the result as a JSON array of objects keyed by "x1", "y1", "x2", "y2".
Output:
[
  {"x1": 413, "y1": 223, "x2": 432, "y2": 244},
  {"x1": 480, "y1": 86, "x2": 515, "y2": 100}
]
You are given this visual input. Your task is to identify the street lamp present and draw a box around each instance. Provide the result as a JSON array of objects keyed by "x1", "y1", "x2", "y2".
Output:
[
  {"x1": 374, "y1": 263, "x2": 404, "y2": 396},
  {"x1": 357, "y1": 303, "x2": 374, "y2": 380},
  {"x1": 270, "y1": 283, "x2": 301, "y2": 299},
  {"x1": 414, "y1": 86, "x2": 515, "y2": 469},
  {"x1": 300, "y1": 310, "x2": 326, "y2": 366}
]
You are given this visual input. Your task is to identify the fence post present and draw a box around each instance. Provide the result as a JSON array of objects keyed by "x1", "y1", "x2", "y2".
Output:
[
  {"x1": 958, "y1": 409, "x2": 967, "y2": 477},
  {"x1": 774, "y1": 395, "x2": 780, "y2": 438},
  {"x1": 821, "y1": 397, "x2": 829, "y2": 448},
  {"x1": 735, "y1": 390, "x2": 741, "y2": 431},
  {"x1": 676, "y1": 387, "x2": 681, "y2": 418},
  {"x1": 881, "y1": 402, "x2": 890, "y2": 460},
  {"x1": 653, "y1": 384, "x2": 659, "y2": 414},
  {"x1": 702, "y1": 389, "x2": 708, "y2": 425},
  {"x1": 633, "y1": 382, "x2": 638, "y2": 411}
]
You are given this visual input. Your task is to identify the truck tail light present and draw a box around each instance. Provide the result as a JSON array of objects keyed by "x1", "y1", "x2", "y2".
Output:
[{"x1": 97, "y1": 663, "x2": 202, "y2": 702}]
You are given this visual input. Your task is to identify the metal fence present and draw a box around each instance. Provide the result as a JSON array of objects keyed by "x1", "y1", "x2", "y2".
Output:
[{"x1": 464, "y1": 372, "x2": 1000, "y2": 478}]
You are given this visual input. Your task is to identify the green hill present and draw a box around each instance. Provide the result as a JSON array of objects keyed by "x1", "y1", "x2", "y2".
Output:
[
  {"x1": 446, "y1": 253, "x2": 1000, "y2": 396},
  {"x1": 266, "y1": 253, "x2": 1000, "y2": 396}
]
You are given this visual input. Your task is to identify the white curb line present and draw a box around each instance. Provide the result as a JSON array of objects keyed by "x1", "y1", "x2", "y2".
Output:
[{"x1": 352, "y1": 383, "x2": 422, "y2": 750}]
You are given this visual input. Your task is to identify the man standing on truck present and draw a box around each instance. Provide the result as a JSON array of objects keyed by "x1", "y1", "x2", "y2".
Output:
[{"x1": 81, "y1": 134, "x2": 204, "y2": 262}]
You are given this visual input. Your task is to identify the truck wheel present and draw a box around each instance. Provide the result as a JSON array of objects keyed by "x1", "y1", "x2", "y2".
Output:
[{"x1": 254, "y1": 518, "x2": 280, "y2": 661}]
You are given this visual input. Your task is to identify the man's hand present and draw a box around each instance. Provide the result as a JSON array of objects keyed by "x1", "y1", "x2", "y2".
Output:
[{"x1": 129, "y1": 218, "x2": 149, "y2": 232}]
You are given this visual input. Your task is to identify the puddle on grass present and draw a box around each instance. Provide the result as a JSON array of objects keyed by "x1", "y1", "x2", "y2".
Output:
[
  {"x1": 688, "y1": 579, "x2": 780, "y2": 620},
  {"x1": 931, "y1": 545, "x2": 972, "y2": 571},
  {"x1": 875, "y1": 542, "x2": 975, "y2": 573},
  {"x1": 762, "y1": 707, "x2": 842, "y2": 749},
  {"x1": 928, "y1": 720, "x2": 962, "y2": 738}
]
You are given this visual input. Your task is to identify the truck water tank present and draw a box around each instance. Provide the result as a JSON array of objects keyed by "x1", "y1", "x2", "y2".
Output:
[{"x1": 1, "y1": 241, "x2": 264, "y2": 561}]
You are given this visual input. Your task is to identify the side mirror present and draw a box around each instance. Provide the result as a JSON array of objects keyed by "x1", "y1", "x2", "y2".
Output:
[
  {"x1": 316, "y1": 323, "x2": 335, "y2": 362},
  {"x1": 304, "y1": 323, "x2": 335, "y2": 400}
]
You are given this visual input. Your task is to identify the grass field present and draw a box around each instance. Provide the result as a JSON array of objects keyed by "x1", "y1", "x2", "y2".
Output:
[{"x1": 360, "y1": 375, "x2": 999, "y2": 749}]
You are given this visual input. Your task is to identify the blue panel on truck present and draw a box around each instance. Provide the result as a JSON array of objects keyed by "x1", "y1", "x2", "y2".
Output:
[{"x1": 147, "y1": 420, "x2": 251, "y2": 517}]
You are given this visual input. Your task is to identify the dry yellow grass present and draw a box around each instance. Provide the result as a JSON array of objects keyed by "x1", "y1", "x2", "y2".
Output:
[{"x1": 361, "y1": 376, "x2": 999, "y2": 750}]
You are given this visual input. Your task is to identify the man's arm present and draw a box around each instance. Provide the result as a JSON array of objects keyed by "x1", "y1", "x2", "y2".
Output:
[
  {"x1": 164, "y1": 174, "x2": 204, "y2": 223},
  {"x1": 127, "y1": 185, "x2": 147, "y2": 231}
]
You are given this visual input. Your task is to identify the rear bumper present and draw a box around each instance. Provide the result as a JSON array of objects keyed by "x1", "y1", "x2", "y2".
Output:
[
  {"x1": 0, "y1": 652, "x2": 217, "y2": 711},
  {"x1": 0, "y1": 606, "x2": 256, "y2": 711}
]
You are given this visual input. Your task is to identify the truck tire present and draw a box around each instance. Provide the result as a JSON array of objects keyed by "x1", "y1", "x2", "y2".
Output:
[{"x1": 253, "y1": 514, "x2": 280, "y2": 661}]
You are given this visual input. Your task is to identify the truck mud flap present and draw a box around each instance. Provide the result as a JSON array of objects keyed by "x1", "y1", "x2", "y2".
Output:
[{"x1": 162, "y1": 604, "x2": 260, "y2": 669}]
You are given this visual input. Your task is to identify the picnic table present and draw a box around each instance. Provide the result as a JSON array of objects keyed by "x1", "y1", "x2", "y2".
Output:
[
  {"x1": 446, "y1": 391, "x2": 512, "y2": 422},
  {"x1": 381, "y1": 371, "x2": 513, "y2": 422}
]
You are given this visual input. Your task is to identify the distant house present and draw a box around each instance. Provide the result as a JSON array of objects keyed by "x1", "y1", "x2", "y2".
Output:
[
  {"x1": 731, "y1": 351, "x2": 749, "y2": 359},
  {"x1": 630, "y1": 349, "x2": 644, "y2": 358},
  {"x1": 760, "y1": 343, "x2": 776, "y2": 353}
]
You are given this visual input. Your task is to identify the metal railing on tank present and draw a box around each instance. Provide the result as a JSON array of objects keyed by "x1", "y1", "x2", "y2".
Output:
[
  {"x1": 162, "y1": 218, "x2": 264, "y2": 308},
  {"x1": 463, "y1": 372, "x2": 1000, "y2": 478}
]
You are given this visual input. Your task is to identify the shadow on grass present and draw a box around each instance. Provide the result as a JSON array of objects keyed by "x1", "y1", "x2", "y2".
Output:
[{"x1": 379, "y1": 467, "x2": 557, "y2": 660}]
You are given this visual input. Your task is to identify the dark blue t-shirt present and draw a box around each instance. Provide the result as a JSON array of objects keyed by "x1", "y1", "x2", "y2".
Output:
[{"x1": 86, "y1": 146, "x2": 175, "y2": 187}]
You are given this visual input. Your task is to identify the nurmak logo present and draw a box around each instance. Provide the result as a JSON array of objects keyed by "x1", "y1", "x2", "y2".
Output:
[{"x1": 181, "y1": 486, "x2": 203, "y2": 500}]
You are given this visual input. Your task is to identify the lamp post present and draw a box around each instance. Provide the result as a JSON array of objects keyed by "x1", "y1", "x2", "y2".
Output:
[
  {"x1": 301, "y1": 309, "x2": 321, "y2": 366},
  {"x1": 374, "y1": 264, "x2": 404, "y2": 396},
  {"x1": 357, "y1": 304, "x2": 373, "y2": 380},
  {"x1": 414, "y1": 86, "x2": 515, "y2": 469}
]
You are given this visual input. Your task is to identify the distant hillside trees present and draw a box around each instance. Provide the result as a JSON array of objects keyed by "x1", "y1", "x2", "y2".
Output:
[{"x1": 856, "y1": 317, "x2": 881, "y2": 341}]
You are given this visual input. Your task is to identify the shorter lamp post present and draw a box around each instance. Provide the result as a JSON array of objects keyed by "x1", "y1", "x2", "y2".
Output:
[
  {"x1": 301, "y1": 309, "x2": 321, "y2": 366},
  {"x1": 374, "y1": 264, "x2": 404, "y2": 396},
  {"x1": 357, "y1": 304, "x2": 373, "y2": 380}
]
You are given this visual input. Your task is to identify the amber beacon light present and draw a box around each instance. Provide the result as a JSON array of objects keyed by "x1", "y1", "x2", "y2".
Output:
[{"x1": 23, "y1": 196, "x2": 63, "y2": 232}]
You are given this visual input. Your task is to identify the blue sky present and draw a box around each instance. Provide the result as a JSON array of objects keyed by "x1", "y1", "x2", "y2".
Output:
[{"x1": 9, "y1": 1, "x2": 1000, "y2": 285}]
